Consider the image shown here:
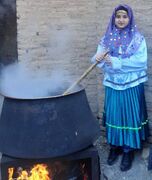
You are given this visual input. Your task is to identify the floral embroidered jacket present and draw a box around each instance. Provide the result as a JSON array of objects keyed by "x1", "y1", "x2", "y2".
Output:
[{"x1": 91, "y1": 36, "x2": 148, "y2": 90}]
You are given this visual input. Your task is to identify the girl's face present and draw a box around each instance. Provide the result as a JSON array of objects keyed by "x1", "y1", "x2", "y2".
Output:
[{"x1": 115, "y1": 10, "x2": 129, "y2": 29}]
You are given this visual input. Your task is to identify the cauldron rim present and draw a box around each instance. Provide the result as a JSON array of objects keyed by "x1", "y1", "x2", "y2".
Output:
[{"x1": 0, "y1": 86, "x2": 84, "y2": 100}]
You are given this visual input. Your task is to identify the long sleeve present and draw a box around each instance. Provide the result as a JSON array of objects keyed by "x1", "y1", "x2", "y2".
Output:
[
  {"x1": 91, "y1": 37, "x2": 147, "y2": 90},
  {"x1": 91, "y1": 44, "x2": 105, "y2": 68},
  {"x1": 110, "y1": 38, "x2": 147, "y2": 73},
  {"x1": 91, "y1": 44, "x2": 121, "y2": 73}
]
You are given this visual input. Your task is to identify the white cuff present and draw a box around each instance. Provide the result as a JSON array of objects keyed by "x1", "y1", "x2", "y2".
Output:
[{"x1": 97, "y1": 61, "x2": 105, "y2": 68}]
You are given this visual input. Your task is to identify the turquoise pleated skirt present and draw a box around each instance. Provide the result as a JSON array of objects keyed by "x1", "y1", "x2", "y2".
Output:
[{"x1": 103, "y1": 83, "x2": 149, "y2": 149}]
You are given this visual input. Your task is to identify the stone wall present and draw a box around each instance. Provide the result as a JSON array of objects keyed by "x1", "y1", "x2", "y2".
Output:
[{"x1": 15, "y1": 0, "x2": 152, "y2": 136}]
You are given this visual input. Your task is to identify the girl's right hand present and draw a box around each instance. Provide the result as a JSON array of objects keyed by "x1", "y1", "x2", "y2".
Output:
[{"x1": 95, "y1": 52, "x2": 106, "y2": 62}]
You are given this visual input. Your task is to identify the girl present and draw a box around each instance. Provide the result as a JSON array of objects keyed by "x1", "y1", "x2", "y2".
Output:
[{"x1": 92, "y1": 4, "x2": 149, "y2": 171}]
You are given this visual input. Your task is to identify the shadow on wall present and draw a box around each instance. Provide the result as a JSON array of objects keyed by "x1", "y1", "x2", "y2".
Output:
[{"x1": 0, "y1": 0, "x2": 17, "y2": 65}]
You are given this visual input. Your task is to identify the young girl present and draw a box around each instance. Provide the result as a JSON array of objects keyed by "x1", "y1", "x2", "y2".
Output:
[{"x1": 92, "y1": 4, "x2": 149, "y2": 171}]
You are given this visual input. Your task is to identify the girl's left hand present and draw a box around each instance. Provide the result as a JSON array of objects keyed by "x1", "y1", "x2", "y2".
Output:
[{"x1": 104, "y1": 54, "x2": 112, "y2": 66}]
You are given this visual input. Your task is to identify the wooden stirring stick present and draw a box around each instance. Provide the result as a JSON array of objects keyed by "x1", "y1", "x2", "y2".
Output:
[{"x1": 63, "y1": 51, "x2": 109, "y2": 95}]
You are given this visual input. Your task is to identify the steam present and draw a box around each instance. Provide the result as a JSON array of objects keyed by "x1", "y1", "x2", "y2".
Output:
[
  {"x1": 0, "y1": 3, "x2": 78, "y2": 98},
  {"x1": 0, "y1": 62, "x2": 75, "y2": 98}
]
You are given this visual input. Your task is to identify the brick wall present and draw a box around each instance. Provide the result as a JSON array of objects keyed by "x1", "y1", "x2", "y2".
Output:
[
  {"x1": 16, "y1": 0, "x2": 152, "y2": 137},
  {"x1": 95, "y1": 0, "x2": 152, "y2": 137},
  {"x1": 17, "y1": 0, "x2": 99, "y2": 113}
]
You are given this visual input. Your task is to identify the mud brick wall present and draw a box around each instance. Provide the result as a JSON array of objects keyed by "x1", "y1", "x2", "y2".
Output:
[{"x1": 13, "y1": 0, "x2": 152, "y2": 139}]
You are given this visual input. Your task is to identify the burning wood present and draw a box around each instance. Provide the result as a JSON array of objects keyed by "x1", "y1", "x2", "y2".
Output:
[{"x1": 8, "y1": 164, "x2": 51, "y2": 180}]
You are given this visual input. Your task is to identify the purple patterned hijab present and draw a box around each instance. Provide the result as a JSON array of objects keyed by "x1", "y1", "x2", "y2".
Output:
[{"x1": 101, "y1": 4, "x2": 143, "y2": 58}]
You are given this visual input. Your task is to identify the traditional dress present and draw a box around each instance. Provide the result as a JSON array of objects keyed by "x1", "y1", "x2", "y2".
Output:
[{"x1": 92, "y1": 4, "x2": 149, "y2": 150}]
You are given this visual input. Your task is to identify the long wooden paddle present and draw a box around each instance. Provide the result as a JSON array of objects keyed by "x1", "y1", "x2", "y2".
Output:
[{"x1": 63, "y1": 51, "x2": 109, "y2": 95}]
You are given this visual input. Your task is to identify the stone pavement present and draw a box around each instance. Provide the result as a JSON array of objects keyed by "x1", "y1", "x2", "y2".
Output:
[{"x1": 95, "y1": 136, "x2": 152, "y2": 180}]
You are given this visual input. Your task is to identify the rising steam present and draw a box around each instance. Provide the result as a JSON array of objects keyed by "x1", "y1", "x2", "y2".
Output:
[{"x1": 0, "y1": 62, "x2": 75, "y2": 98}]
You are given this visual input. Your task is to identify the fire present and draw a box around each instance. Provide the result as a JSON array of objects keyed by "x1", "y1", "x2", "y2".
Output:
[
  {"x1": 8, "y1": 168, "x2": 14, "y2": 180},
  {"x1": 8, "y1": 164, "x2": 51, "y2": 180}
]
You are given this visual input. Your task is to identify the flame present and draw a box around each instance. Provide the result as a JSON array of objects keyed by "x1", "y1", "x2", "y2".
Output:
[
  {"x1": 8, "y1": 168, "x2": 14, "y2": 180},
  {"x1": 8, "y1": 164, "x2": 51, "y2": 180}
]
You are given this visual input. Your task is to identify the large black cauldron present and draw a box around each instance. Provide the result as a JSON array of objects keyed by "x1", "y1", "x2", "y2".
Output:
[{"x1": 0, "y1": 88, "x2": 100, "y2": 159}]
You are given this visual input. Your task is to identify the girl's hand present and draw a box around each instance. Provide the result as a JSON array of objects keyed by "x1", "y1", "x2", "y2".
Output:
[
  {"x1": 104, "y1": 54, "x2": 112, "y2": 66},
  {"x1": 95, "y1": 52, "x2": 107, "y2": 62}
]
